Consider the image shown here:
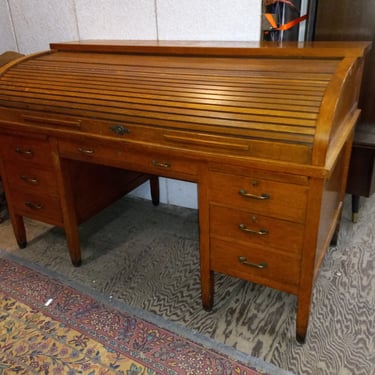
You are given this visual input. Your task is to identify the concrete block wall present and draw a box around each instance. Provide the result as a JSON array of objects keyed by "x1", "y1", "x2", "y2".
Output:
[{"x1": 0, "y1": 0, "x2": 262, "y2": 208}]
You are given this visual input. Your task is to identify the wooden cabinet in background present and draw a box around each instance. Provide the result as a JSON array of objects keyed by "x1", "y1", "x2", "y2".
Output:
[{"x1": 314, "y1": 0, "x2": 375, "y2": 220}]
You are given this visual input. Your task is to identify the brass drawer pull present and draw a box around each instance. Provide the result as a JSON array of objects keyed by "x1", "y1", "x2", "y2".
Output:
[
  {"x1": 239, "y1": 223, "x2": 268, "y2": 235},
  {"x1": 152, "y1": 160, "x2": 171, "y2": 169},
  {"x1": 78, "y1": 147, "x2": 95, "y2": 155},
  {"x1": 20, "y1": 175, "x2": 39, "y2": 184},
  {"x1": 239, "y1": 189, "x2": 270, "y2": 200},
  {"x1": 15, "y1": 147, "x2": 33, "y2": 156},
  {"x1": 109, "y1": 125, "x2": 129, "y2": 135},
  {"x1": 238, "y1": 256, "x2": 267, "y2": 269},
  {"x1": 25, "y1": 201, "x2": 43, "y2": 210}
]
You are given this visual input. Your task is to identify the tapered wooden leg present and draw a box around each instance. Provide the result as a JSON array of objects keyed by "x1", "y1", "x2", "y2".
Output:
[
  {"x1": 0, "y1": 186, "x2": 5, "y2": 223},
  {"x1": 296, "y1": 333, "x2": 306, "y2": 344},
  {"x1": 65, "y1": 225, "x2": 82, "y2": 267},
  {"x1": 12, "y1": 213, "x2": 27, "y2": 249},
  {"x1": 149, "y1": 176, "x2": 160, "y2": 206},
  {"x1": 295, "y1": 288, "x2": 314, "y2": 344},
  {"x1": 352, "y1": 194, "x2": 359, "y2": 223},
  {"x1": 296, "y1": 309, "x2": 308, "y2": 343},
  {"x1": 62, "y1": 194, "x2": 81, "y2": 266},
  {"x1": 55, "y1": 157, "x2": 82, "y2": 266},
  {"x1": 197, "y1": 169, "x2": 214, "y2": 310},
  {"x1": 0, "y1": 164, "x2": 27, "y2": 248},
  {"x1": 330, "y1": 219, "x2": 341, "y2": 246},
  {"x1": 201, "y1": 269, "x2": 214, "y2": 311}
]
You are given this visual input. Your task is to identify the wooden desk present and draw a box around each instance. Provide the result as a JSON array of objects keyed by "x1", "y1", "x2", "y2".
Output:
[{"x1": 0, "y1": 40, "x2": 370, "y2": 342}]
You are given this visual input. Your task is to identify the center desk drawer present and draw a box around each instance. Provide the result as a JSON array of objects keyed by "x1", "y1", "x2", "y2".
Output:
[
  {"x1": 210, "y1": 205, "x2": 304, "y2": 254},
  {"x1": 58, "y1": 139, "x2": 200, "y2": 179},
  {"x1": 208, "y1": 171, "x2": 308, "y2": 223}
]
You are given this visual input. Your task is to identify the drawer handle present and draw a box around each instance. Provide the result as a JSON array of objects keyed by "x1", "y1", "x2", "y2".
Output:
[
  {"x1": 239, "y1": 223, "x2": 268, "y2": 236},
  {"x1": 238, "y1": 256, "x2": 267, "y2": 269},
  {"x1": 15, "y1": 147, "x2": 33, "y2": 156},
  {"x1": 25, "y1": 201, "x2": 43, "y2": 210},
  {"x1": 78, "y1": 147, "x2": 95, "y2": 155},
  {"x1": 152, "y1": 160, "x2": 171, "y2": 169},
  {"x1": 109, "y1": 125, "x2": 129, "y2": 136},
  {"x1": 239, "y1": 189, "x2": 270, "y2": 200},
  {"x1": 20, "y1": 175, "x2": 39, "y2": 184}
]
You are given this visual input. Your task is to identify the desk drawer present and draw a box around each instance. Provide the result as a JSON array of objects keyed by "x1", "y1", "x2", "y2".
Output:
[
  {"x1": 3, "y1": 162, "x2": 58, "y2": 197},
  {"x1": 210, "y1": 237, "x2": 300, "y2": 293},
  {"x1": 210, "y1": 205, "x2": 304, "y2": 254},
  {"x1": 208, "y1": 171, "x2": 307, "y2": 222},
  {"x1": 0, "y1": 134, "x2": 54, "y2": 166},
  {"x1": 58, "y1": 139, "x2": 200, "y2": 179},
  {"x1": 9, "y1": 189, "x2": 63, "y2": 225}
]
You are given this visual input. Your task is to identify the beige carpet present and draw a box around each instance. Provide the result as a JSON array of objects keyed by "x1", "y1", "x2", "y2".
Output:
[{"x1": 0, "y1": 193, "x2": 374, "y2": 375}]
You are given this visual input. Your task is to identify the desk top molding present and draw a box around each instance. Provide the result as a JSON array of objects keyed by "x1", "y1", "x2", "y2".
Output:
[{"x1": 50, "y1": 40, "x2": 372, "y2": 58}]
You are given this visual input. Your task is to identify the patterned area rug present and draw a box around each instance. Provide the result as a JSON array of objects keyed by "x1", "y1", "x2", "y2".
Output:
[
  {"x1": 0, "y1": 193, "x2": 374, "y2": 374},
  {"x1": 0, "y1": 256, "x2": 291, "y2": 375}
]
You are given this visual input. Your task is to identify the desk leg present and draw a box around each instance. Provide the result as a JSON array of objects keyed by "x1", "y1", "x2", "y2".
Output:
[
  {"x1": 0, "y1": 166, "x2": 27, "y2": 247},
  {"x1": 64, "y1": 224, "x2": 81, "y2": 267},
  {"x1": 56, "y1": 157, "x2": 82, "y2": 267},
  {"x1": 11, "y1": 213, "x2": 27, "y2": 249},
  {"x1": 295, "y1": 291, "x2": 312, "y2": 344},
  {"x1": 330, "y1": 218, "x2": 340, "y2": 246},
  {"x1": 198, "y1": 177, "x2": 214, "y2": 310},
  {"x1": 295, "y1": 182, "x2": 320, "y2": 344},
  {"x1": 352, "y1": 195, "x2": 359, "y2": 223},
  {"x1": 149, "y1": 176, "x2": 160, "y2": 206},
  {"x1": 201, "y1": 270, "x2": 214, "y2": 311}
]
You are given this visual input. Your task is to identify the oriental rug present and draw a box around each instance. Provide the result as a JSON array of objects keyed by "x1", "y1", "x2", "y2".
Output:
[{"x1": 0, "y1": 256, "x2": 290, "y2": 375}]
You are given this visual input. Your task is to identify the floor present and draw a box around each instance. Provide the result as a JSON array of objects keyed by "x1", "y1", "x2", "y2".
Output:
[{"x1": 0, "y1": 193, "x2": 374, "y2": 375}]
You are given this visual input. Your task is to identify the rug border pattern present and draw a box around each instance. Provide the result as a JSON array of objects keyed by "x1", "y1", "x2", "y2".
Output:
[{"x1": 0, "y1": 252, "x2": 293, "y2": 375}]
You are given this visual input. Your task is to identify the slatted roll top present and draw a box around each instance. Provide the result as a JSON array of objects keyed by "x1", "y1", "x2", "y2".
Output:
[{"x1": 0, "y1": 41, "x2": 370, "y2": 166}]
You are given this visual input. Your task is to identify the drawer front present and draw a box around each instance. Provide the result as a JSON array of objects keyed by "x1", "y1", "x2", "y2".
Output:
[
  {"x1": 58, "y1": 139, "x2": 200, "y2": 179},
  {"x1": 0, "y1": 134, "x2": 54, "y2": 166},
  {"x1": 210, "y1": 238, "x2": 300, "y2": 294},
  {"x1": 9, "y1": 189, "x2": 63, "y2": 225},
  {"x1": 208, "y1": 171, "x2": 308, "y2": 222},
  {"x1": 210, "y1": 205, "x2": 304, "y2": 254},
  {"x1": 3, "y1": 162, "x2": 58, "y2": 197}
]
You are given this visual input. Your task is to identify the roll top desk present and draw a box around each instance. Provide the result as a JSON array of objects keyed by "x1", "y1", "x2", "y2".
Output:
[{"x1": 0, "y1": 40, "x2": 370, "y2": 342}]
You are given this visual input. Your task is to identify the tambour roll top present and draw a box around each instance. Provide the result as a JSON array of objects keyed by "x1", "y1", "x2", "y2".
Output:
[{"x1": 0, "y1": 40, "x2": 370, "y2": 167}]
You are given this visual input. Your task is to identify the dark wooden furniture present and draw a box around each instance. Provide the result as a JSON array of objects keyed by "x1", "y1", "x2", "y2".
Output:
[
  {"x1": 314, "y1": 0, "x2": 375, "y2": 221},
  {"x1": 346, "y1": 125, "x2": 375, "y2": 222},
  {"x1": 0, "y1": 40, "x2": 369, "y2": 342}
]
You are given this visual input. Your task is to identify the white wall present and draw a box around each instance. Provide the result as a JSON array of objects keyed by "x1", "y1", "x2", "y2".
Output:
[
  {"x1": 0, "y1": 0, "x2": 262, "y2": 209},
  {"x1": 0, "y1": 1, "x2": 17, "y2": 51}
]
